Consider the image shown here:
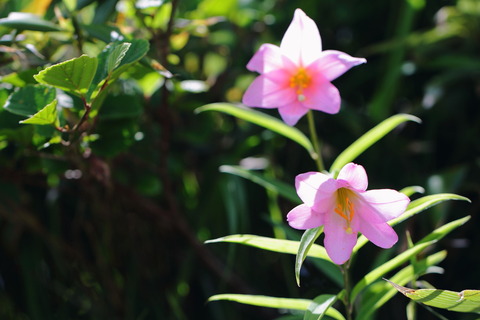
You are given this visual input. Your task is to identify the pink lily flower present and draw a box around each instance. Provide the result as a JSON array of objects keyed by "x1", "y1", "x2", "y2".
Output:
[
  {"x1": 242, "y1": 9, "x2": 367, "y2": 126},
  {"x1": 287, "y1": 163, "x2": 410, "y2": 265}
]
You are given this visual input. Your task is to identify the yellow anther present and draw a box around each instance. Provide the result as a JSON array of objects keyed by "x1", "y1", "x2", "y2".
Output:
[
  {"x1": 289, "y1": 68, "x2": 311, "y2": 101},
  {"x1": 334, "y1": 188, "x2": 356, "y2": 232}
]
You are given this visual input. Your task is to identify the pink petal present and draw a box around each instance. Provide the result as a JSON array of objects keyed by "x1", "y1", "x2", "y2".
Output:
[
  {"x1": 287, "y1": 204, "x2": 324, "y2": 229},
  {"x1": 301, "y1": 78, "x2": 341, "y2": 114},
  {"x1": 242, "y1": 71, "x2": 295, "y2": 108},
  {"x1": 246, "y1": 44, "x2": 285, "y2": 74},
  {"x1": 295, "y1": 172, "x2": 338, "y2": 211},
  {"x1": 310, "y1": 50, "x2": 367, "y2": 82},
  {"x1": 324, "y1": 212, "x2": 358, "y2": 264},
  {"x1": 277, "y1": 101, "x2": 310, "y2": 125},
  {"x1": 280, "y1": 9, "x2": 322, "y2": 66},
  {"x1": 358, "y1": 218, "x2": 398, "y2": 249},
  {"x1": 360, "y1": 189, "x2": 410, "y2": 222},
  {"x1": 337, "y1": 163, "x2": 368, "y2": 191}
]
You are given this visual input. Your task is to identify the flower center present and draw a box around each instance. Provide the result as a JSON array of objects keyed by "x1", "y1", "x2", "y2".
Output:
[
  {"x1": 289, "y1": 68, "x2": 311, "y2": 102},
  {"x1": 334, "y1": 188, "x2": 356, "y2": 234}
]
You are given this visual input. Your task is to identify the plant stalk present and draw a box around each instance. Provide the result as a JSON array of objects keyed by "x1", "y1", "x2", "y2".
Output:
[{"x1": 307, "y1": 110, "x2": 325, "y2": 172}]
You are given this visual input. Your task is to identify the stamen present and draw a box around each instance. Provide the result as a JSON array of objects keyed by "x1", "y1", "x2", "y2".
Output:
[
  {"x1": 334, "y1": 188, "x2": 356, "y2": 233},
  {"x1": 289, "y1": 68, "x2": 311, "y2": 101}
]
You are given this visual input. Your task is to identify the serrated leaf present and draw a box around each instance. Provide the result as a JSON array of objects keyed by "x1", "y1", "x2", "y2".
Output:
[
  {"x1": 304, "y1": 294, "x2": 342, "y2": 320},
  {"x1": 20, "y1": 99, "x2": 58, "y2": 126},
  {"x1": 387, "y1": 281, "x2": 480, "y2": 313},
  {"x1": 208, "y1": 294, "x2": 345, "y2": 320},
  {"x1": 89, "y1": 40, "x2": 150, "y2": 107},
  {"x1": 34, "y1": 55, "x2": 98, "y2": 97},
  {"x1": 329, "y1": 114, "x2": 421, "y2": 177},
  {"x1": 353, "y1": 193, "x2": 470, "y2": 252},
  {"x1": 0, "y1": 12, "x2": 61, "y2": 32},
  {"x1": 219, "y1": 165, "x2": 300, "y2": 204},
  {"x1": 296, "y1": 227, "x2": 324, "y2": 287},
  {"x1": 4, "y1": 85, "x2": 56, "y2": 117},
  {"x1": 195, "y1": 103, "x2": 317, "y2": 159},
  {"x1": 107, "y1": 42, "x2": 131, "y2": 73}
]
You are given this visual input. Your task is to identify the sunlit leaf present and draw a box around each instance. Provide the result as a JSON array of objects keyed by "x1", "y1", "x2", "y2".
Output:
[
  {"x1": 399, "y1": 186, "x2": 425, "y2": 197},
  {"x1": 329, "y1": 114, "x2": 421, "y2": 177},
  {"x1": 387, "y1": 281, "x2": 480, "y2": 313},
  {"x1": 0, "y1": 12, "x2": 61, "y2": 32},
  {"x1": 219, "y1": 165, "x2": 300, "y2": 203},
  {"x1": 20, "y1": 99, "x2": 58, "y2": 126},
  {"x1": 34, "y1": 55, "x2": 98, "y2": 97},
  {"x1": 304, "y1": 294, "x2": 342, "y2": 320},
  {"x1": 356, "y1": 251, "x2": 447, "y2": 320},
  {"x1": 195, "y1": 103, "x2": 316, "y2": 159},
  {"x1": 350, "y1": 240, "x2": 435, "y2": 304},
  {"x1": 205, "y1": 234, "x2": 330, "y2": 261},
  {"x1": 208, "y1": 294, "x2": 345, "y2": 320},
  {"x1": 296, "y1": 227, "x2": 323, "y2": 287},
  {"x1": 4, "y1": 85, "x2": 56, "y2": 117},
  {"x1": 107, "y1": 43, "x2": 131, "y2": 73}
]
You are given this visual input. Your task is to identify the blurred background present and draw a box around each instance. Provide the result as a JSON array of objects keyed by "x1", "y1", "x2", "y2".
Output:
[{"x1": 0, "y1": 0, "x2": 479, "y2": 319}]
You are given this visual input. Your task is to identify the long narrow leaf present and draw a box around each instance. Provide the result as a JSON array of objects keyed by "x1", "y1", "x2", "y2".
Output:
[
  {"x1": 329, "y1": 114, "x2": 421, "y2": 176},
  {"x1": 350, "y1": 240, "x2": 436, "y2": 304},
  {"x1": 296, "y1": 227, "x2": 324, "y2": 286},
  {"x1": 219, "y1": 165, "x2": 300, "y2": 204},
  {"x1": 356, "y1": 251, "x2": 447, "y2": 320},
  {"x1": 205, "y1": 234, "x2": 330, "y2": 261},
  {"x1": 386, "y1": 281, "x2": 480, "y2": 313},
  {"x1": 195, "y1": 103, "x2": 316, "y2": 159},
  {"x1": 304, "y1": 294, "x2": 344, "y2": 320},
  {"x1": 208, "y1": 294, "x2": 346, "y2": 320}
]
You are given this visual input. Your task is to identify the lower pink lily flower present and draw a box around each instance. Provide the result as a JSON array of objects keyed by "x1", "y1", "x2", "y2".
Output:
[
  {"x1": 242, "y1": 9, "x2": 366, "y2": 126},
  {"x1": 287, "y1": 163, "x2": 410, "y2": 265}
]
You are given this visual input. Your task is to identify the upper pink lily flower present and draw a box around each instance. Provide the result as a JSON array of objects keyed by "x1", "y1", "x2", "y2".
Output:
[
  {"x1": 287, "y1": 163, "x2": 410, "y2": 265},
  {"x1": 242, "y1": 9, "x2": 366, "y2": 126}
]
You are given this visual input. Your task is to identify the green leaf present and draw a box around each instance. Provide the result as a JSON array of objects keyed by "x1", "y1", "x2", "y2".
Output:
[
  {"x1": 356, "y1": 251, "x2": 447, "y2": 320},
  {"x1": 205, "y1": 234, "x2": 330, "y2": 261},
  {"x1": 20, "y1": 100, "x2": 58, "y2": 126},
  {"x1": 329, "y1": 114, "x2": 421, "y2": 176},
  {"x1": 350, "y1": 240, "x2": 436, "y2": 304},
  {"x1": 4, "y1": 85, "x2": 56, "y2": 117},
  {"x1": 208, "y1": 293, "x2": 312, "y2": 310},
  {"x1": 296, "y1": 227, "x2": 323, "y2": 287},
  {"x1": 208, "y1": 294, "x2": 345, "y2": 320},
  {"x1": 304, "y1": 294, "x2": 343, "y2": 320},
  {"x1": 107, "y1": 42, "x2": 132, "y2": 74},
  {"x1": 195, "y1": 103, "x2": 316, "y2": 159},
  {"x1": 352, "y1": 216, "x2": 469, "y2": 304},
  {"x1": 219, "y1": 165, "x2": 300, "y2": 204},
  {"x1": 0, "y1": 12, "x2": 61, "y2": 32},
  {"x1": 399, "y1": 186, "x2": 425, "y2": 197},
  {"x1": 89, "y1": 40, "x2": 150, "y2": 107},
  {"x1": 387, "y1": 281, "x2": 480, "y2": 313},
  {"x1": 34, "y1": 55, "x2": 98, "y2": 97},
  {"x1": 353, "y1": 193, "x2": 470, "y2": 252}
]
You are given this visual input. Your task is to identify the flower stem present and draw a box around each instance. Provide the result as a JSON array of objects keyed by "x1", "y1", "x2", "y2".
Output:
[
  {"x1": 307, "y1": 111, "x2": 325, "y2": 172},
  {"x1": 341, "y1": 262, "x2": 353, "y2": 320}
]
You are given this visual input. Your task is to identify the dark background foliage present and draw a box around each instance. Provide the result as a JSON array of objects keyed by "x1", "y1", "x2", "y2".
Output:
[{"x1": 0, "y1": 0, "x2": 479, "y2": 319}]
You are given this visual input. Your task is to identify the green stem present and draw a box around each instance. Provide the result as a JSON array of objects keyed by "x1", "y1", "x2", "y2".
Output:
[
  {"x1": 341, "y1": 262, "x2": 353, "y2": 320},
  {"x1": 307, "y1": 111, "x2": 325, "y2": 172}
]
